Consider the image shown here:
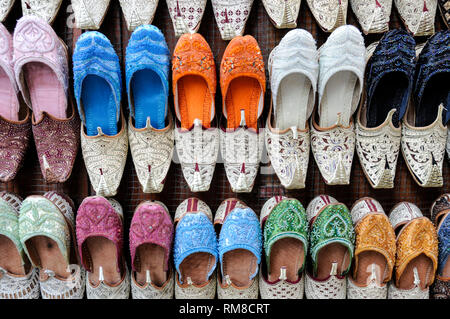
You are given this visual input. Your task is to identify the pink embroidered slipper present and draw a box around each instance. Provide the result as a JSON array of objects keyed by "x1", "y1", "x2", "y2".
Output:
[
  {"x1": 76, "y1": 196, "x2": 130, "y2": 299},
  {"x1": 130, "y1": 201, "x2": 174, "y2": 299},
  {"x1": 0, "y1": 23, "x2": 31, "y2": 182},
  {"x1": 13, "y1": 16, "x2": 80, "y2": 184}
]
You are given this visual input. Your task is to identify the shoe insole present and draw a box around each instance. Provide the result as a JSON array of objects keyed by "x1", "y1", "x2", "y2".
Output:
[
  {"x1": 316, "y1": 243, "x2": 350, "y2": 280},
  {"x1": 135, "y1": 243, "x2": 167, "y2": 287},
  {"x1": 131, "y1": 69, "x2": 166, "y2": 130},
  {"x1": 0, "y1": 235, "x2": 25, "y2": 275},
  {"x1": 353, "y1": 251, "x2": 387, "y2": 285},
  {"x1": 81, "y1": 74, "x2": 118, "y2": 136},
  {"x1": 0, "y1": 68, "x2": 18, "y2": 121},
  {"x1": 223, "y1": 249, "x2": 257, "y2": 287},
  {"x1": 24, "y1": 62, "x2": 66, "y2": 122},
  {"x1": 179, "y1": 252, "x2": 214, "y2": 285},
  {"x1": 367, "y1": 72, "x2": 408, "y2": 128},
  {"x1": 268, "y1": 238, "x2": 304, "y2": 282},
  {"x1": 319, "y1": 71, "x2": 358, "y2": 128},
  {"x1": 225, "y1": 77, "x2": 261, "y2": 130},
  {"x1": 177, "y1": 75, "x2": 212, "y2": 129},
  {"x1": 85, "y1": 236, "x2": 121, "y2": 285},
  {"x1": 27, "y1": 235, "x2": 69, "y2": 278},
  {"x1": 275, "y1": 74, "x2": 312, "y2": 130},
  {"x1": 397, "y1": 254, "x2": 433, "y2": 290},
  {"x1": 415, "y1": 73, "x2": 449, "y2": 127}
]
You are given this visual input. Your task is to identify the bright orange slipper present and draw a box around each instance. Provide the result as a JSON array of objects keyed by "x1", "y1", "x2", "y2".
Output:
[{"x1": 172, "y1": 33, "x2": 220, "y2": 193}]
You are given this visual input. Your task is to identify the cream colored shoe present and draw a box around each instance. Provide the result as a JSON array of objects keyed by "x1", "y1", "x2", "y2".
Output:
[
  {"x1": 166, "y1": 0, "x2": 207, "y2": 37},
  {"x1": 21, "y1": 0, "x2": 62, "y2": 24},
  {"x1": 211, "y1": 0, "x2": 254, "y2": 40},
  {"x1": 0, "y1": 0, "x2": 15, "y2": 21},
  {"x1": 119, "y1": 0, "x2": 159, "y2": 31},
  {"x1": 394, "y1": 0, "x2": 437, "y2": 36},
  {"x1": 266, "y1": 29, "x2": 318, "y2": 189},
  {"x1": 306, "y1": 0, "x2": 348, "y2": 32},
  {"x1": 350, "y1": 0, "x2": 392, "y2": 34},
  {"x1": 262, "y1": 0, "x2": 301, "y2": 29},
  {"x1": 71, "y1": 0, "x2": 110, "y2": 29}
]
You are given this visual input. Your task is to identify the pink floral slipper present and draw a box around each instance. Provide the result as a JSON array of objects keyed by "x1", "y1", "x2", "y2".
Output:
[
  {"x1": 76, "y1": 196, "x2": 130, "y2": 299},
  {"x1": 13, "y1": 16, "x2": 80, "y2": 183},
  {"x1": 0, "y1": 23, "x2": 31, "y2": 182},
  {"x1": 130, "y1": 201, "x2": 174, "y2": 299}
]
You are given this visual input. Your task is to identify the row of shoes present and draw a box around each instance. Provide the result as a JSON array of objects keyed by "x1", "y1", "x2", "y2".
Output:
[
  {"x1": 0, "y1": 192, "x2": 448, "y2": 299},
  {"x1": 0, "y1": 0, "x2": 446, "y2": 38},
  {"x1": 269, "y1": 27, "x2": 450, "y2": 190}
]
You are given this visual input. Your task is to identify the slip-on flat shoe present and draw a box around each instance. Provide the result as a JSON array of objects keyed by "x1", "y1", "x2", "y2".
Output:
[
  {"x1": 305, "y1": 195, "x2": 355, "y2": 299},
  {"x1": 127, "y1": 25, "x2": 174, "y2": 194},
  {"x1": 306, "y1": 0, "x2": 348, "y2": 32},
  {"x1": 173, "y1": 198, "x2": 218, "y2": 299},
  {"x1": 262, "y1": 0, "x2": 301, "y2": 29},
  {"x1": 130, "y1": 200, "x2": 174, "y2": 299},
  {"x1": 266, "y1": 29, "x2": 318, "y2": 190},
  {"x1": 401, "y1": 31, "x2": 449, "y2": 188},
  {"x1": 220, "y1": 35, "x2": 266, "y2": 193},
  {"x1": 71, "y1": 0, "x2": 110, "y2": 29},
  {"x1": 166, "y1": 0, "x2": 207, "y2": 37},
  {"x1": 394, "y1": 0, "x2": 437, "y2": 36},
  {"x1": 0, "y1": 192, "x2": 39, "y2": 299},
  {"x1": 211, "y1": 0, "x2": 254, "y2": 40},
  {"x1": 350, "y1": 0, "x2": 392, "y2": 34},
  {"x1": 356, "y1": 29, "x2": 415, "y2": 189}
]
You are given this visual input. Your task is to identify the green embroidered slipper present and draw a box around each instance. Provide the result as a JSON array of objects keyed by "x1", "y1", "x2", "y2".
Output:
[{"x1": 309, "y1": 202, "x2": 355, "y2": 278}]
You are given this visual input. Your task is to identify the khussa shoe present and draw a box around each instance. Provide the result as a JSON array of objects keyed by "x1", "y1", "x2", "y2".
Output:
[
  {"x1": 430, "y1": 194, "x2": 450, "y2": 299},
  {"x1": 311, "y1": 25, "x2": 365, "y2": 185},
  {"x1": 0, "y1": 23, "x2": 31, "y2": 182},
  {"x1": 220, "y1": 36, "x2": 265, "y2": 193},
  {"x1": 401, "y1": 31, "x2": 449, "y2": 188},
  {"x1": 166, "y1": 0, "x2": 207, "y2": 37},
  {"x1": 394, "y1": 0, "x2": 437, "y2": 36},
  {"x1": 127, "y1": 25, "x2": 173, "y2": 194},
  {"x1": 347, "y1": 197, "x2": 396, "y2": 299},
  {"x1": 356, "y1": 30, "x2": 416, "y2": 189},
  {"x1": 262, "y1": 0, "x2": 301, "y2": 29},
  {"x1": 306, "y1": 0, "x2": 348, "y2": 32},
  {"x1": 130, "y1": 201, "x2": 174, "y2": 299},
  {"x1": 259, "y1": 197, "x2": 308, "y2": 299},
  {"x1": 73, "y1": 31, "x2": 128, "y2": 197},
  {"x1": 76, "y1": 196, "x2": 130, "y2": 299},
  {"x1": 0, "y1": 0, "x2": 14, "y2": 21},
  {"x1": 71, "y1": 0, "x2": 110, "y2": 29},
  {"x1": 21, "y1": 0, "x2": 62, "y2": 24},
  {"x1": 14, "y1": 16, "x2": 80, "y2": 183},
  {"x1": 119, "y1": 0, "x2": 159, "y2": 31},
  {"x1": 172, "y1": 34, "x2": 219, "y2": 192},
  {"x1": 19, "y1": 192, "x2": 85, "y2": 299},
  {"x1": 211, "y1": 0, "x2": 254, "y2": 40},
  {"x1": 265, "y1": 29, "x2": 318, "y2": 190},
  {"x1": 216, "y1": 199, "x2": 262, "y2": 299},
  {"x1": 388, "y1": 202, "x2": 438, "y2": 299},
  {"x1": 350, "y1": 0, "x2": 392, "y2": 34},
  {"x1": 438, "y1": 0, "x2": 450, "y2": 27},
  {"x1": 0, "y1": 192, "x2": 39, "y2": 299},
  {"x1": 174, "y1": 198, "x2": 218, "y2": 299},
  {"x1": 305, "y1": 195, "x2": 355, "y2": 299}
]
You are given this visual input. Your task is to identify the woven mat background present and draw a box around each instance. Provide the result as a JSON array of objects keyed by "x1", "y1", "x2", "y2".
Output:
[{"x1": 0, "y1": 0, "x2": 448, "y2": 246}]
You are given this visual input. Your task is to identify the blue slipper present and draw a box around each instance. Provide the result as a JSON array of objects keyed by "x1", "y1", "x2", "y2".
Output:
[
  {"x1": 414, "y1": 30, "x2": 450, "y2": 127},
  {"x1": 126, "y1": 25, "x2": 170, "y2": 130},
  {"x1": 365, "y1": 29, "x2": 416, "y2": 128},
  {"x1": 73, "y1": 31, "x2": 122, "y2": 136},
  {"x1": 218, "y1": 207, "x2": 262, "y2": 285}
]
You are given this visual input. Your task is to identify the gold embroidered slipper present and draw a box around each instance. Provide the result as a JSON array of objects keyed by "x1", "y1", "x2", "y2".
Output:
[
  {"x1": 18, "y1": 192, "x2": 85, "y2": 299},
  {"x1": 394, "y1": 0, "x2": 437, "y2": 36},
  {"x1": 347, "y1": 197, "x2": 396, "y2": 299},
  {"x1": 388, "y1": 202, "x2": 438, "y2": 299},
  {"x1": 0, "y1": 192, "x2": 40, "y2": 299},
  {"x1": 305, "y1": 195, "x2": 355, "y2": 299}
]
